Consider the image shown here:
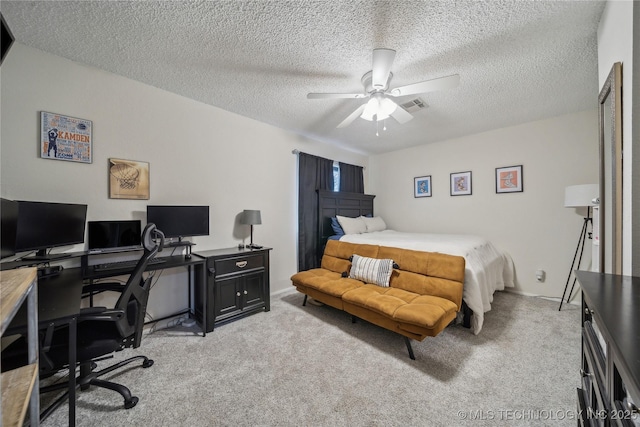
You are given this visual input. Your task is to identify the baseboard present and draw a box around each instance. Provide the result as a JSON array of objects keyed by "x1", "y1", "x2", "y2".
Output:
[
  {"x1": 503, "y1": 288, "x2": 581, "y2": 306},
  {"x1": 270, "y1": 287, "x2": 297, "y2": 298}
]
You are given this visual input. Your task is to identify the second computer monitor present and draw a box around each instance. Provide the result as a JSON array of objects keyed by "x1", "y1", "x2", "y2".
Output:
[
  {"x1": 88, "y1": 220, "x2": 142, "y2": 252},
  {"x1": 146, "y1": 205, "x2": 209, "y2": 240}
]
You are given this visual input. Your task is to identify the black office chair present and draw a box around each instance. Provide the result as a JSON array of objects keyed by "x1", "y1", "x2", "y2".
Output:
[{"x1": 2, "y1": 223, "x2": 165, "y2": 416}]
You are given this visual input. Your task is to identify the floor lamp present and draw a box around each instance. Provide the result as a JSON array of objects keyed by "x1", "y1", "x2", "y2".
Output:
[{"x1": 559, "y1": 184, "x2": 599, "y2": 311}]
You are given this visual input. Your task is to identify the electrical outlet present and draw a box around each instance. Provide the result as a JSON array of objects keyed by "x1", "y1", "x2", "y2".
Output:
[{"x1": 535, "y1": 270, "x2": 546, "y2": 282}]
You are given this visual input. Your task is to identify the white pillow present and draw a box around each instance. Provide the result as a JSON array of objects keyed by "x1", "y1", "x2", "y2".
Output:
[
  {"x1": 336, "y1": 215, "x2": 367, "y2": 235},
  {"x1": 349, "y1": 254, "x2": 393, "y2": 287},
  {"x1": 361, "y1": 216, "x2": 386, "y2": 232}
]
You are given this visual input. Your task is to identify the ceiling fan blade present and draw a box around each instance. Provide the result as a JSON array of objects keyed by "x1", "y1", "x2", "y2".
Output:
[
  {"x1": 337, "y1": 104, "x2": 366, "y2": 128},
  {"x1": 307, "y1": 93, "x2": 367, "y2": 99},
  {"x1": 371, "y1": 48, "x2": 396, "y2": 89},
  {"x1": 390, "y1": 104, "x2": 413, "y2": 124},
  {"x1": 389, "y1": 74, "x2": 460, "y2": 97}
]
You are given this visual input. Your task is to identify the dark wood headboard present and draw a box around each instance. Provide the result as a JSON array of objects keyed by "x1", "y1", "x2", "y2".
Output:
[{"x1": 316, "y1": 190, "x2": 375, "y2": 261}]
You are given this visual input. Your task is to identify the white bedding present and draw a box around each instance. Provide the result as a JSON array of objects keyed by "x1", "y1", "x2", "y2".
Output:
[{"x1": 339, "y1": 230, "x2": 515, "y2": 334}]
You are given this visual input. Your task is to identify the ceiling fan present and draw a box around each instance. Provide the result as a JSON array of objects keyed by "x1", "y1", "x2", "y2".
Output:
[{"x1": 307, "y1": 48, "x2": 460, "y2": 129}]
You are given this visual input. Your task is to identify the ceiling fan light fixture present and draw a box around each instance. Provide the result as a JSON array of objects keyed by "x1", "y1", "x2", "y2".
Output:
[
  {"x1": 376, "y1": 111, "x2": 390, "y2": 121},
  {"x1": 361, "y1": 93, "x2": 396, "y2": 122},
  {"x1": 379, "y1": 96, "x2": 397, "y2": 116},
  {"x1": 360, "y1": 97, "x2": 378, "y2": 121}
]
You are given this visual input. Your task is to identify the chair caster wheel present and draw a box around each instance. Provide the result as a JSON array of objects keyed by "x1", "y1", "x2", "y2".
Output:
[
  {"x1": 124, "y1": 396, "x2": 139, "y2": 409},
  {"x1": 142, "y1": 359, "x2": 154, "y2": 368}
]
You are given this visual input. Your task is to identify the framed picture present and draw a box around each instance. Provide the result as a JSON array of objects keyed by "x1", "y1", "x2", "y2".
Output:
[
  {"x1": 496, "y1": 165, "x2": 523, "y2": 193},
  {"x1": 414, "y1": 175, "x2": 432, "y2": 198},
  {"x1": 109, "y1": 158, "x2": 150, "y2": 200},
  {"x1": 40, "y1": 111, "x2": 92, "y2": 163},
  {"x1": 450, "y1": 171, "x2": 472, "y2": 196}
]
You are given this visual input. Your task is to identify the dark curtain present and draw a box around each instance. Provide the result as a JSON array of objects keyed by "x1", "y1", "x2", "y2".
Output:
[
  {"x1": 298, "y1": 152, "x2": 334, "y2": 271},
  {"x1": 339, "y1": 162, "x2": 364, "y2": 193}
]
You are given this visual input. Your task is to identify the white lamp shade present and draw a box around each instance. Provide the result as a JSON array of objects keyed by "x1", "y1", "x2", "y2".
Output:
[
  {"x1": 379, "y1": 97, "x2": 397, "y2": 116},
  {"x1": 564, "y1": 184, "x2": 599, "y2": 207},
  {"x1": 360, "y1": 98, "x2": 377, "y2": 121}
]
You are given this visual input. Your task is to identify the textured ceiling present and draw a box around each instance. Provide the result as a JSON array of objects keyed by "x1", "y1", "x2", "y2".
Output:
[{"x1": 1, "y1": 1, "x2": 606, "y2": 155}]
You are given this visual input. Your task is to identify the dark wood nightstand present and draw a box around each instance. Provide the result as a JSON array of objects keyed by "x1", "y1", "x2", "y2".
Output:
[{"x1": 194, "y1": 247, "x2": 271, "y2": 332}]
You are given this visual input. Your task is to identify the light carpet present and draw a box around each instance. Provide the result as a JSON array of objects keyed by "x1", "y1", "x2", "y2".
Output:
[{"x1": 41, "y1": 290, "x2": 581, "y2": 426}]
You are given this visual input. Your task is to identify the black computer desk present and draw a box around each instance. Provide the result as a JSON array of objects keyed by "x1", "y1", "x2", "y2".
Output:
[
  {"x1": 80, "y1": 254, "x2": 208, "y2": 337},
  {"x1": 4, "y1": 253, "x2": 207, "y2": 426},
  {"x1": 2, "y1": 251, "x2": 209, "y2": 337}
]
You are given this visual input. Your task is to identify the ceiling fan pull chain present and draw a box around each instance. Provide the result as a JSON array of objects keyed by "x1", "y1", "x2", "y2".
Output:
[{"x1": 376, "y1": 120, "x2": 379, "y2": 137}]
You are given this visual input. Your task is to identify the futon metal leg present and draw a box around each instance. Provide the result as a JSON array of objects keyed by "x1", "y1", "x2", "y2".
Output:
[
  {"x1": 302, "y1": 295, "x2": 307, "y2": 306},
  {"x1": 403, "y1": 336, "x2": 416, "y2": 360}
]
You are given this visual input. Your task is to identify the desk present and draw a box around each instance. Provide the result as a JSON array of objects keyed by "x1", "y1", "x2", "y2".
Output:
[
  {"x1": 81, "y1": 254, "x2": 208, "y2": 337},
  {"x1": 4, "y1": 254, "x2": 206, "y2": 426},
  {"x1": 5, "y1": 268, "x2": 83, "y2": 427},
  {"x1": 1, "y1": 252, "x2": 209, "y2": 336}
]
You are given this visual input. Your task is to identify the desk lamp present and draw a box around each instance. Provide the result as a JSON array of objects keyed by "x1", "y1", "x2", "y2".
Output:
[
  {"x1": 559, "y1": 184, "x2": 598, "y2": 310},
  {"x1": 241, "y1": 210, "x2": 262, "y2": 249}
]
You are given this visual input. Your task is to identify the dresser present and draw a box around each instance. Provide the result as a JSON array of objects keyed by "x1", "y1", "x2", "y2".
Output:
[
  {"x1": 576, "y1": 271, "x2": 640, "y2": 426},
  {"x1": 194, "y1": 247, "x2": 271, "y2": 332}
]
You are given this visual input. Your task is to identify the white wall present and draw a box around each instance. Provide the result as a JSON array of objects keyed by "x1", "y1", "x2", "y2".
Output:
[
  {"x1": 0, "y1": 43, "x2": 368, "y2": 319},
  {"x1": 597, "y1": 0, "x2": 635, "y2": 274},
  {"x1": 369, "y1": 110, "x2": 599, "y2": 298}
]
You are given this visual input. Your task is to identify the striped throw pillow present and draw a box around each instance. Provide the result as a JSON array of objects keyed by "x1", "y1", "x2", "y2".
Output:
[{"x1": 349, "y1": 254, "x2": 394, "y2": 287}]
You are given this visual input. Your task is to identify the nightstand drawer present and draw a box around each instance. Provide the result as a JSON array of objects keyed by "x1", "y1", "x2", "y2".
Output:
[{"x1": 212, "y1": 254, "x2": 264, "y2": 276}]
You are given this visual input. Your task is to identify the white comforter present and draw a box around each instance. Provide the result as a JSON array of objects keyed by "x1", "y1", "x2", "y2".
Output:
[{"x1": 339, "y1": 230, "x2": 515, "y2": 334}]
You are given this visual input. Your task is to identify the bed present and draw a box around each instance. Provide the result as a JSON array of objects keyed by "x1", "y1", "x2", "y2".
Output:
[{"x1": 316, "y1": 190, "x2": 515, "y2": 334}]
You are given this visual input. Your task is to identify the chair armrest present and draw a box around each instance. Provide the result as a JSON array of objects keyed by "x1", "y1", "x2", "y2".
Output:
[{"x1": 78, "y1": 306, "x2": 125, "y2": 322}]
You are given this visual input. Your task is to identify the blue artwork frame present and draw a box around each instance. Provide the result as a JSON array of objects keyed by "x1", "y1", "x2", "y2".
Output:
[{"x1": 414, "y1": 175, "x2": 432, "y2": 198}]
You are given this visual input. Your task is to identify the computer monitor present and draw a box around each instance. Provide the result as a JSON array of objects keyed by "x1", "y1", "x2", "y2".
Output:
[
  {"x1": 1, "y1": 198, "x2": 18, "y2": 259},
  {"x1": 88, "y1": 220, "x2": 142, "y2": 252},
  {"x1": 15, "y1": 200, "x2": 88, "y2": 261},
  {"x1": 146, "y1": 205, "x2": 209, "y2": 240}
]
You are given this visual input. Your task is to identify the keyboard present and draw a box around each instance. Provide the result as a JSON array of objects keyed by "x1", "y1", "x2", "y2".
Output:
[{"x1": 93, "y1": 257, "x2": 166, "y2": 271}]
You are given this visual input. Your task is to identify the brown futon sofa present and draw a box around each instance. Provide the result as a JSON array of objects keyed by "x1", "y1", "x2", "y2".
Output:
[{"x1": 291, "y1": 240, "x2": 465, "y2": 359}]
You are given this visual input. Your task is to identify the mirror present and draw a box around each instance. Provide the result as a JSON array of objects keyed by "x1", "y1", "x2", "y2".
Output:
[{"x1": 598, "y1": 62, "x2": 622, "y2": 274}]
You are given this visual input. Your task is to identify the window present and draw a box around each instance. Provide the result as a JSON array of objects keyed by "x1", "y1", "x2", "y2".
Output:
[{"x1": 333, "y1": 161, "x2": 340, "y2": 192}]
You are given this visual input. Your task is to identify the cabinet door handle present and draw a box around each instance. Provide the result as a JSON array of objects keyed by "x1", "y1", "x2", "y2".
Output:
[
  {"x1": 584, "y1": 308, "x2": 594, "y2": 315},
  {"x1": 243, "y1": 290, "x2": 248, "y2": 295},
  {"x1": 236, "y1": 261, "x2": 248, "y2": 268},
  {"x1": 236, "y1": 291, "x2": 241, "y2": 297},
  {"x1": 580, "y1": 369, "x2": 592, "y2": 378}
]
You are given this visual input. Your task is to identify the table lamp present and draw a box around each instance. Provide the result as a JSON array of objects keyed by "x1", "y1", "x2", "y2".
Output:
[
  {"x1": 241, "y1": 210, "x2": 262, "y2": 249},
  {"x1": 559, "y1": 184, "x2": 599, "y2": 310}
]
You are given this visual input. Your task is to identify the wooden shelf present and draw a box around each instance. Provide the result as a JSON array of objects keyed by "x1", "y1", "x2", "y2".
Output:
[
  {"x1": 1, "y1": 268, "x2": 39, "y2": 427},
  {"x1": 1, "y1": 364, "x2": 38, "y2": 427},
  {"x1": 1, "y1": 269, "x2": 37, "y2": 334}
]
